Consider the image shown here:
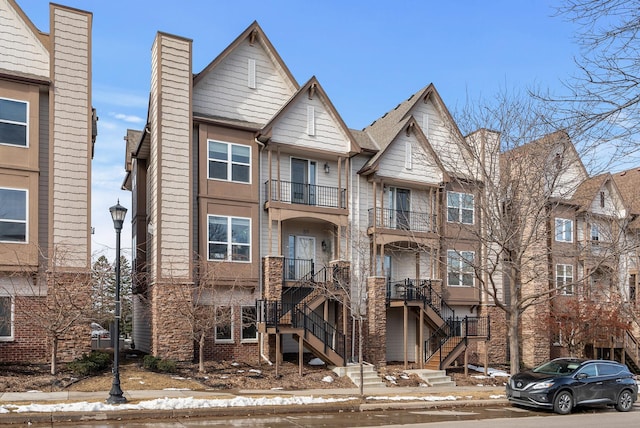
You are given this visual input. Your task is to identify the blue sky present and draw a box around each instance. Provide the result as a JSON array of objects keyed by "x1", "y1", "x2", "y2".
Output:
[{"x1": 20, "y1": 0, "x2": 580, "y2": 261}]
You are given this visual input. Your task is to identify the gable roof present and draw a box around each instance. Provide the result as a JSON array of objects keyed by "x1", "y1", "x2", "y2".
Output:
[
  {"x1": 358, "y1": 115, "x2": 449, "y2": 183},
  {"x1": 193, "y1": 21, "x2": 298, "y2": 92},
  {"x1": 613, "y1": 167, "x2": 640, "y2": 215},
  {"x1": 257, "y1": 76, "x2": 360, "y2": 155},
  {"x1": 570, "y1": 173, "x2": 612, "y2": 212}
]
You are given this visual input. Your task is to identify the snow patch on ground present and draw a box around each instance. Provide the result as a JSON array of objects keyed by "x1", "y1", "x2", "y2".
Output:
[
  {"x1": 467, "y1": 365, "x2": 510, "y2": 378},
  {"x1": 366, "y1": 395, "x2": 458, "y2": 402}
]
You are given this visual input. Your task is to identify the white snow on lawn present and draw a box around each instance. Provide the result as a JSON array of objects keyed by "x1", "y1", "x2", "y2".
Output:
[
  {"x1": 467, "y1": 365, "x2": 510, "y2": 378},
  {"x1": 366, "y1": 395, "x2": 458, "y2": 402},
  {"x1": 0, "y1": 396, "x2": 357, "y2": 414}
]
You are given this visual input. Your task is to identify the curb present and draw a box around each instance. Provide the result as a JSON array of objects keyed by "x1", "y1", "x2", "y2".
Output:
[{"x1": 0, "y1": 398, "x2": 509, "y2": 425}]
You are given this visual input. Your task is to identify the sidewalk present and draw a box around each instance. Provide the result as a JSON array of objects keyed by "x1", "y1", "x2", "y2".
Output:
[{"x1": 0, "y1": 385, "x2": 509, "y2": 425}]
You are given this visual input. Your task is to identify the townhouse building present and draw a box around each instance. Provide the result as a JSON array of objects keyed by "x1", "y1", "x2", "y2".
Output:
[
  {"x1": 0, "y1": 0, "x2": 94, "y2": 362},
  {"x1": 124, "y1": 21, "x2": 494, "y2": 371}
]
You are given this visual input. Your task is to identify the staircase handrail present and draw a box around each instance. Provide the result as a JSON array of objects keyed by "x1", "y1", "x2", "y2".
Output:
[
  {"x1": 387, "y1": 278, "x2": 454, "y2": 322},
  {"x1": 424, "y1": 316, "x2": 491, "y2": 366},
  {"x1": 292, "y1": 304, "x2": 346, "y2": 359}
]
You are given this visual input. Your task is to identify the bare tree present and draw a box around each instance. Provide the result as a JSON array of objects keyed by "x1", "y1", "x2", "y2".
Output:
[
  {"x1": 2, "y1": 247, "x2": 92, "y2": 374},
  {"x1": 550, "y1": 0, "x2": 640, "y2": 168}
]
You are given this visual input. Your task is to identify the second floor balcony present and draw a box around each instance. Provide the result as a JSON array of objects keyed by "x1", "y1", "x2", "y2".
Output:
[
  {"x1": 264, "y1": 179, "x2": 346, "y2": 210},
  {"x1": 368, "y1": 207, "x2": 437, "y2": 234}
]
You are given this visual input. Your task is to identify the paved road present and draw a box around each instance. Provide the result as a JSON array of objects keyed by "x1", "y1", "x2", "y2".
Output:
[{"x1": 60, "y1": 405, "x2": 640, "y2": 427}]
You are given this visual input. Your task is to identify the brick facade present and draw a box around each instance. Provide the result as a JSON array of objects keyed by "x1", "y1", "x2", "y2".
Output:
[
  {"x1": 151, "y1": 282, "x2": 193, "y2": 361},
  {"x1": 366, "y1": 276, "x2": 387, "y2": 367}
]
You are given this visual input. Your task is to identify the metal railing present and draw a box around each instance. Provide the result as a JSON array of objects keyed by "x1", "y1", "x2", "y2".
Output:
[
  {"x1": 265, "y1": 180, "x2": 346, "y2": 209},
  {"x1": 387, "y1": 278, "x2": 453, "y2": 322},
  {"x1": 368, "y1": 207, "x2": 437, "y2": 233},
  {"x1": 424, "y1": 316, "x2": 491, "y2": 367},
  {"x1": 284, "y1": 258, "x2": 314, "y2": 281}
]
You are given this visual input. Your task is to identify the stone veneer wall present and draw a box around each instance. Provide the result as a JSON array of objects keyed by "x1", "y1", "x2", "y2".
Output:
[
  {"x1": 263, "y1": 256, "x2": 283, "y2": 300},
  {"x1": 366, "y1": 276, "x2": 387, "y2": 367},
  {"x1": 151, "y1": 282, "x2": 193, "y2": 361},
  {"x1": 479, "y1": 305, "x2": 508, "y2": 367}
]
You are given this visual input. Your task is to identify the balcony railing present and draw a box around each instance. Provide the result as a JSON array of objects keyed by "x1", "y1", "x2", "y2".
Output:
[
  {"x1": 265, "y1": 180, "x2": 346, "y2": 209},
  {"x1": 283, "y1": 258, "x2": 315, "y2": 281},
  {"x1": 368, "y1": 207, "x2": 436, "y2": 233}
]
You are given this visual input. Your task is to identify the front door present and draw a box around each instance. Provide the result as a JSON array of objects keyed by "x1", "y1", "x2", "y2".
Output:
[
  {"x1": 291, "y1": 158, "x2": 317, "y2": 205},
  {"x1": 389, "y1": 187, "x2": 411, "y2": 230},
  {"x1": 288, "y1": 235, "x2": 316, "y2": 279}
]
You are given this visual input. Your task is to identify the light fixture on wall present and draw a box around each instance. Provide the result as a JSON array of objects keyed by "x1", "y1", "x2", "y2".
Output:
[
  {"x1": 324, "y1": 162, "x2": 330, "y2": 174},
  {"x1": 322, "y1": 240, "x2": 328, "y2": 252}
]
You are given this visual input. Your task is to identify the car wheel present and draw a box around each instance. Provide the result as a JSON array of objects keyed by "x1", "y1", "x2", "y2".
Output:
[
  {"x1": 615, "y1": 389, "x2": 634, "y2": 412},
  {"x1": 553, "y1": 390, "x2": 573, "y2": 415}
]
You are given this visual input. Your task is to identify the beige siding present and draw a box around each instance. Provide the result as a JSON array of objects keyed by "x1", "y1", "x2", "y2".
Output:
[
  {"x1": 51, "y1": 7, "x2": 91, "y2": 268},
  {"x1": 156, "y1": 35, "x2": 192, "y2": 279},
  {"x1": 409, "y1": 100, "x2": 465, "y2": 173},
  {"x1": 0, "y1": 0, "x2": 49, "y2": 78},
  {"x1": 38, "y1": 92, "x2": 49, "y2": 258},
  {"x1": 193, "y1": 39, "x2": 294, "y2": 125},
  {"x1": 377, "y1": 133, "x2": 444, "y2": 185},
  {"x1": 132, "y1": 294, "x2": 151, "y2": 353},
  {"x1": 148, "y1": 38, "x2": 159, "y2": 281},
  {"x1": 385, "y1": 309, "x2": 418, "y2": 361},
  {"x1": 271, "y1": 97, "x2": 350, "y2": 153}
]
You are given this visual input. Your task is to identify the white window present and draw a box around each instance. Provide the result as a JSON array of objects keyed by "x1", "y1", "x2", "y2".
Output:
[
  {"x1": 405, "y1": 142, "x2": 412, "y2": 170},
  {"x1": 208, "y1": 140, "x2": 250, "y2": 183},
  {"x1": 556, "y1": 264, "x2": 574, "y2": 295},
  {"x1": 591, "y1": 224, "x2": 599, "y2": 242},
  {"x1": 447, "y1": 191, "x2": 474, "y2": 224},
  {"x1": 447, "y1": 250, "x2": 474, "y2": 287},
  {"x1": 207, "y1": 215, "x2": 251, "y2": 262},
  {"x1": 0, "y1": 188, "x2": 27, "y2": 243},
  {"x1": 0, "y1": 296, "x2": 13, "y2": 340},
  {"x1": 247, "y1": 58, "x2": 256, "y2": 89},
  {"x1": 555, "y1": 218, "x2": 573, "y2": 242},
  {"x1": 241, "y1": 305, "x2": 257, "y2": 341},
  {"x1": 0, "y1": 97, "x2": 28, "y2": 147},
  {"x1": 215, "y1": 306, "x2": 233, "y2": 343},
  {"x1": 307, "y1": 106, "x2": 315, "y2": 136}
]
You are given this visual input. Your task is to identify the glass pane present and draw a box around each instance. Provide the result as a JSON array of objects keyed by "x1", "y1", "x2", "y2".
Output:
[
  {"x1": 0, "y1": 99, "x2": 27, "y2": 123},
  {"x1": 462, "y1": 273, "x2": 474, "y2": 286},
  {"x1": 447, "y1": 207, "x2": 459, "y2": 222},
  {"x1": 0, "y1": 297, "x2": 10, "y2": 337},
  {"x1": 208, "y1": 217, "x2": 227, "y2": 242},
  {"x1": 208, "y1": 141, "x2": 227, "y2": 160},
  {"x1": 462, "y1": 208, "x2": 473, "y2": 224},
  {"x1": 0, "y1": 189, "x2": 26, "y2": 220},
  {"x1": 209, "y1": 160, "x2": 227, "y2": 180},
  {"x1": 462, "y1": 194, "x2": 474, "y2": 209},
  {"x1": 242, "y1": 307, "x2": 257, "y2": 340},
  {"x1": 0, "y1": 122, "x2": 27, "y2": 146},
  {"x1": 231, "y1": 145, "x2": 250, "y2": 164},
  {"x1": 448, "y1": 272, "x2": 460, "y2": 286},
  {"x1": 447, "y1": 192, "x2": 460, "y2": 208},
  {"x1": 232, "y1": 244, "x2": 250, "y2": 261},
  {"x1": 216, "y1": 307, "x2": 232, "y2": 340},
  {"x1": 231, "y1": 164, "x2": 249, "y2": 182},
  {"x1": 231, "y1": 218, "x2": 249, "y2": 244},
  {"x1": 209, "y1": 243, "x2": 227, "y2": 260},
  {"x1": 0, "y1": 222, "x2": 26, "y2": 242}
]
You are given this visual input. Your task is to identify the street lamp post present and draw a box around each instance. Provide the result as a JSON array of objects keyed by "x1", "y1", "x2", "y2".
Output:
[{"x1": 107, "y1": 201, "x2": 127, "y2": 404}]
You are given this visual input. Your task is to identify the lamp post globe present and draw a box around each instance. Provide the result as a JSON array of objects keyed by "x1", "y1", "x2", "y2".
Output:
[{"x1": 107, "y1": 200, "x2": 127, "y2": 404}]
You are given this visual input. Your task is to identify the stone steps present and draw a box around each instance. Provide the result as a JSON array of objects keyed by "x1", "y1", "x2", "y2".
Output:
[
  {"x1": 333, "y1": 363, "x2": 387, "y2": 388},
  {"x1": 404, "y1": 368, "x2": 456, "y2": 387}
]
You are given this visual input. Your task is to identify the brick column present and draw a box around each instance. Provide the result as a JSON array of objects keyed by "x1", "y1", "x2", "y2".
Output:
[
  {"x1": 366, "y1": 276, "x2": 387, "y2": 367},
  {"x1": 151, "y1": 281, "x2": 193, "y2": 361},
  {"x1": 262, "y1": 256, "x2": 284, "y2": 300}
]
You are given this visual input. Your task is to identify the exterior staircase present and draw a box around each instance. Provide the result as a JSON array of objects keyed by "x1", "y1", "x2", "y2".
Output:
[
  {"x1": 333, "y1": 363, "x2": 387, "y2": 388},
  {"x1": 404, "y1": 369, "x2": 456, "y2": 387},
  {"x1": 258, "y1": 263, "x2": 349, "y2": 368}
]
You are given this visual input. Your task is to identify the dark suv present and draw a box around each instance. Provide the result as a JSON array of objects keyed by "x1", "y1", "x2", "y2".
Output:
[{"x1": 506, "y1": 358, "x2": 638, "y2": 414}]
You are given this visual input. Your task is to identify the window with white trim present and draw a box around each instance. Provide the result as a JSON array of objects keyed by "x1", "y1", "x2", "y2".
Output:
[
  {"x1": 556, "y1": 264, "x2": 574, "y2": 295},
  {"x1": 591, "y1": 224, "x2": 600, "y2": 242},
  {"x1": 241, "y1": 305, "x2": 257, "y2": 341},
  {"x1": 215, "y1": 306, "x2": 233, "y2": 342},
  {"x1": 0, "y1": 97, "x2": 28, "y2": 147},
  {"x1": 208, "y1": 215, "x2": 251, "y2": 262},
  {"x1": 447, "y1": 250, "x2": 474, "y2": 287},
  {"x1": 207, "y1": 140, "x2": 250, "y2": 183},
  {"x1": 447, "y1": 191, "x2": 474, "y2": 224},
  {"x1": 555, "y1": 218, "x2": 573, "y2": 242},
  {"x1": 0, "y1": 188, "x2": 27, "y2": 242},
  {"x1": 0, "y1": 296, "x2": 13, "y2": 340}
]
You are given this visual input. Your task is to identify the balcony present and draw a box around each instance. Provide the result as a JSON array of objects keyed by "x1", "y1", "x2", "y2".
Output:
[
  {"x1": 264, "y1": 180, "x2": 346, "y2": 209},
  {"x1": 368, "y1": 207, "x2": 437, "y2": 233}
]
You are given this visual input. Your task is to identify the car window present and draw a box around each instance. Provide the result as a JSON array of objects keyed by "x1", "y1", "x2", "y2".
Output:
[
  {"x1": 577, "y1": 363, "x2": 597, "y2": 377},
  {"x1": 533, "y1": 360, "x2": 581, "y2": 374},
  {"x1": 597, "y1": 363, "x2": 624, "y2": 376}
]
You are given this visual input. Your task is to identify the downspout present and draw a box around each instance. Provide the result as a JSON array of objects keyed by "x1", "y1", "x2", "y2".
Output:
[{"x1": 255, "y1": 137, "x2": 272, "y2": 365}]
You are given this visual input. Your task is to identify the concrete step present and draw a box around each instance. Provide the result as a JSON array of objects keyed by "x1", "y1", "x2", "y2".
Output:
[
  {"x1": 333, "y1": 363, "x2": 387, "y2": 388},
  {"x1": 404, "y1": 369, "x2": 456, "y2": 387}
]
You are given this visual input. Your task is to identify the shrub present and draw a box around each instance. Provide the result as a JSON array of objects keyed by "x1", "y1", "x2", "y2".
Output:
[
  {"x1": 142, "y1": 354, "x2": 176, "y2": 373},
  {"x1": 68, "y1": 351, "x2": 111, "y2": 376}
]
